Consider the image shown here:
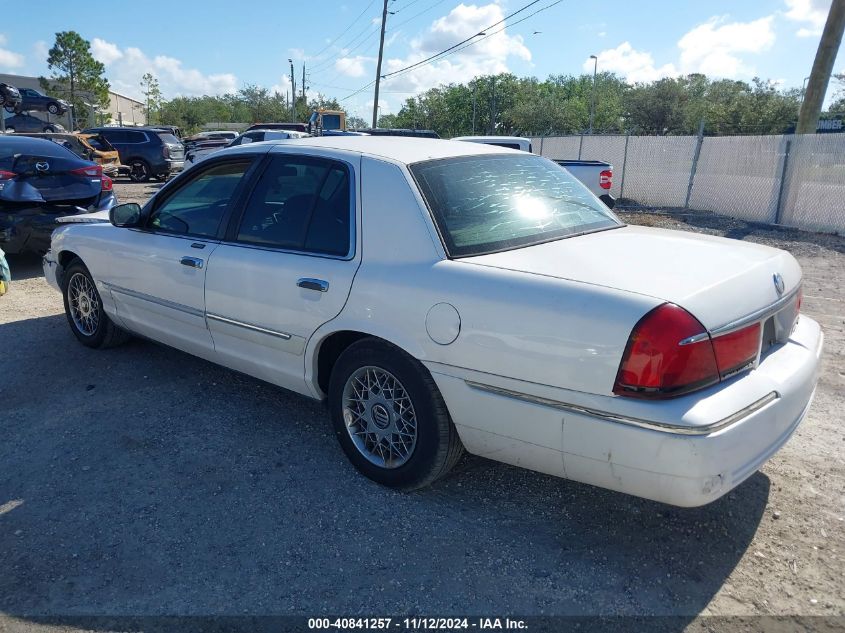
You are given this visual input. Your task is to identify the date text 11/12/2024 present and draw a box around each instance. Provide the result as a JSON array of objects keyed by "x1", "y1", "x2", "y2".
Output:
[{"x1": 308, "y1": 617, "x2": 528, "y2": 630}]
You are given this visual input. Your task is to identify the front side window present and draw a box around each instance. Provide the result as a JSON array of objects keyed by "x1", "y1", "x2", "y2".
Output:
[
  {"x1": 410, "y1": 154, "x2": 622, "y2": 257},
  {"x1": 148, "y1": 160, "x2": 251, "y2": 238},
  {"x1": 235, "y1": 156, "x2": 352, "y2": 256}
]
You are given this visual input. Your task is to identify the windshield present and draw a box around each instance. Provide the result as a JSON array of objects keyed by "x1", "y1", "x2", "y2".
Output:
[
  {"x1": 157, "y1": 132, "x2": 181, "y2": 145},
  {"x1": 409, "y1": 154, "x2": 622, "y2": 257}
]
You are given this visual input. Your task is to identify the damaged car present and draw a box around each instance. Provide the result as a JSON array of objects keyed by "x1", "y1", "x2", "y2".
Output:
[{"x1": 0, "y1": 135, "x2": 117, "y2": 254}]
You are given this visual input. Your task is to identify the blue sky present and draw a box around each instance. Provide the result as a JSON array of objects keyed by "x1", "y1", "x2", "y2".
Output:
[{"x1": 0, "y1": 0, "x2": 842, "y2": 118}]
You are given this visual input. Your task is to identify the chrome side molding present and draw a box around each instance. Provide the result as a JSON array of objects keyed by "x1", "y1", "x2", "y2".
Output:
[{"x1": 465, "y1": 380, "x2": 779, "y2": 436}]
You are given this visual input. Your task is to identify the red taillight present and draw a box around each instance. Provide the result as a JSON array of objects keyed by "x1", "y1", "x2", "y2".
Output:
[
  {"x1": 599, "y1": 169, "x2": 612, "y2": 190},
  {"x1": 615, "y1": 303, "x2": 767, "y2": 399},
  {"x1": 712, "y1": 323, "x2": 761, "y2": 378},
  {"x1": 162, "y1": 145, "x2": 170, "y2": 159},
  {"x1": 101, "y1": 174, "x2": 113, "y2": 191},
  {"x1": 614, "y1": 304, "x2": 719, "y2": 398},
  {"x1": 796, "y1": 287, "x2": 803, "y2": 313},
  {"x1": 0, "y1": 170, "x2": 15, "y2": 180},
  {"x1": 70, "y1": 165, "x2": 102, "y2": 178}
]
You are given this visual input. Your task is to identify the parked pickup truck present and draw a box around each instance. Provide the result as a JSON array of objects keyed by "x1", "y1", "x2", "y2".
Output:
[{"x1": 452, "y1": 136, "x2": 615, "y2": 208}]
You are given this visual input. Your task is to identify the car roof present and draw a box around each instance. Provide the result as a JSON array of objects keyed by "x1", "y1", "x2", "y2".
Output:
[{"x1": 241, "y1": 136, "x2": 519, "y2": 164}]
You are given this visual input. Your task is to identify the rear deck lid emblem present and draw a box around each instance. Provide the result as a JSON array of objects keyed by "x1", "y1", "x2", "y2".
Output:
[
  {"x1": 35, "y1": 161, "x2": 50, "y2": 172},
  {"x1": 773, "y1": 273, "x2": 785, "y2": 296}
]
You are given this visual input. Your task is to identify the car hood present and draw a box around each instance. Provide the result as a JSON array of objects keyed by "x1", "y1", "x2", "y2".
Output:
[{"x1": 462, "y1": 225, "x2": 801, "y2": 330}]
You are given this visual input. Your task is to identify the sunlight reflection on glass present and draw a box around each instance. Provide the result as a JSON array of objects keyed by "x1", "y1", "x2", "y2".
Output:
[{"x1": 513, "y1": 195, "x2": 550, "y2": 221}]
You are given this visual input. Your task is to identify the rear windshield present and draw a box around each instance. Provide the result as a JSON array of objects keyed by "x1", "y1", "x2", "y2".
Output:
[
  {"x1": 409, "y1": 154, "x2": 621, "y2": 257},
  {"x1": 0, "y1": 139, "x2": 79, "y2": 169},
  {"x1": 157, "y1": 133, "x2": 181, "y2": 145}
]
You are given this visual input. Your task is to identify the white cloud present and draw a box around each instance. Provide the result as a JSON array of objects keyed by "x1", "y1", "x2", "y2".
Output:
[
  {"x1": 335, "y1": 56, "x2": 369, "y2": 78},
  {"x1": 32, "y1": 40, "x2": 49, "y2": 65},
  {"x1": 589, "y1": 15, "x2": 776, "y2": 84},
  {"x1": 91, "y1": 37, "x2": 123, "y2": 65},
  {"x1": 378, "y1": 3, "x2": 531, "y2": 95},
  {"x1": 677, "y1": 16, "x2": 775, "y2": 76},
  {"x1": 89, "y1": 38, "x2": 238, "y2": 98},
  {"x1": 784, "y1": 0, "x2": 830, "y2": 37},
  {"x1": 585, "y1": 42, "x2": 677, "y2": 83},
  {"x1": 0, "y1": 33, "x2": 24, "y2": 70}
]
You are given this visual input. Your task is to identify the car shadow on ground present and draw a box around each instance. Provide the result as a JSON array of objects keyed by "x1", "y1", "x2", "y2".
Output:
[
  {"x1": 5, "y1": 253, "x2": 45, "y2": 281},
  {"x1": 0, "y1": 314, "x2": 769, "y2": 625}
]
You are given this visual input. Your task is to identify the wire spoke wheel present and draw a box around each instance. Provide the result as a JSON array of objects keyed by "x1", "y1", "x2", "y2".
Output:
[
  {"x1": 67, "y1": 272, "x2": 100, "y2": 336},
  {"x1": 342, "y1": 366, "x2": 418, "y2": 469}
]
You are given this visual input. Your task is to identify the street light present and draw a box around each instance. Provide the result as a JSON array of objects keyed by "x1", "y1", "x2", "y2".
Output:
[
  {"x1": 801, "y1": 75, "x2": 811, "y2": 102},
  {"x1": 589, "y1": 54, "x2": 598, "y2": 135}
]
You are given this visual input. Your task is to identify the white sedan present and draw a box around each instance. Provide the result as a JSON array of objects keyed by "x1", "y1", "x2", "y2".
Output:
[{"x1": 43, "y1": 137, "x2": 822, "y2": 507}]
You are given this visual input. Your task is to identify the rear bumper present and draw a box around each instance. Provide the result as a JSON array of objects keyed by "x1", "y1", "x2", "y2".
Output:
[
  {"x1": 43, "y1": 250, "x2": 61, "y2": 292},
  {"x1": 428, "y1": 316, "x2": 823, "y2": 507},
  {"x1": 165, "y1": 160, "x2": 184, "y2": 173}
]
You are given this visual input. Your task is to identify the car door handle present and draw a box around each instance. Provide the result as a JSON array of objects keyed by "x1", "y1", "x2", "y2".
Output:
[
  {"x1": 297, "y1": 278, "x2": 329, "y2": 292},
  {"x1": 180, "y1": 256, "x2": 204, "y2": 269}
]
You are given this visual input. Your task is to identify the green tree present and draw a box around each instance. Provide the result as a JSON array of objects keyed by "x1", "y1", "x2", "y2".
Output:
[
  {"x1": 39, "y1": 31, "x2": 110, "y2": 129},
  {"x1": 140, "y1": 72, "x2": 163, "y2": 125},
  {"x1": 347, "y1": 115, "x2": 367, "y2": 129}
]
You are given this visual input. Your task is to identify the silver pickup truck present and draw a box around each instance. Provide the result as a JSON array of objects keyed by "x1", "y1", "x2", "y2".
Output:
[{"x1": 452, "y1": 136, "x2": 615, "y2": 208}]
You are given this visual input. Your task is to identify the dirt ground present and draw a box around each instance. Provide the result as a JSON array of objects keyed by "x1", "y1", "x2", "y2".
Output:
[{"x1": 0, "y1": 182, "x2": 843, "y2": 629}]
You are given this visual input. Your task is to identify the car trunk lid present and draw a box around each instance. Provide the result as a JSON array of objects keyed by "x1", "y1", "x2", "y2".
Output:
[
  {"x1": 0, "y1": 154, "x2": 101, "y2": 204},
  {"x1": 463, "y1": 225, "x2": 802, "y2": 331}
]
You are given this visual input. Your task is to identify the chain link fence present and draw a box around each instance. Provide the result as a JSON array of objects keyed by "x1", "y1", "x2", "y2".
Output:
[{"x1": 531, "y1": 132, "x2": 845, "y2": 234}]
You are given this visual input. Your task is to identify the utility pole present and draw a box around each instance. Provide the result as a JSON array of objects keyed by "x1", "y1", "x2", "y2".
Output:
[
  {"x1": 796, "y1": 0, "x2": 845, "y2": 134},
  {"x1": 372, "y1": 0, "x2": 389, "y2": 128},
  {"x1": 301, "y1": 63, "x2": 307, "y2": 104},
  {"x1": 589, "y1": 54, "x2": 598, "y2": 134},
  {"x1": 289, "y1": 59, "x2": 296, "y2": 122}
]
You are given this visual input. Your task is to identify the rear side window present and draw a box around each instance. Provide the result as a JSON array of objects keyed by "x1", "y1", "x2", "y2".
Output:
[
  {"x1": 235, "y1": 156, "x2": 352, "y2": 256},
  {"x1": 125, "y1": 131, "x2": 147, "y2": 143},
  {"x1": 102, "y1": 130, "x2": 129, "y2": 143},
  {"x1": 157, "y1": 133, "x2": 180, "y2": 145}
]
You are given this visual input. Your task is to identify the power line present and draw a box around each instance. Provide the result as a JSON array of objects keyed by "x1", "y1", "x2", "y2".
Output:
[
  {"x1": 381, "y1": 0, "x2": 544, "y2": 80},
  {"x1": 383, "y1": 0, "x2": 564, "y2": 83},
  {"x1": 338, "y1": 0, "x2": 563, "y2": 104},
  {"x1": 388, "y1": 0, "x2": 452, "y2": 32},
  {"x1": 307, "y1": 0, "x2": 378, "y2": 63},
  {"x1": 309, "y1": 9, "x2": 383, "y2": 74}
]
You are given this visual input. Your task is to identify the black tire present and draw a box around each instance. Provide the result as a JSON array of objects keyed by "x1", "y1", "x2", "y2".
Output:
[
  {"x1": 61, "y1": 259, "x2": 131, "y2": 349},
  {"x1": 47, "y1": 103, "x2": 60, "y2": 115},
  {"x1": 43, "y1": 127, "x2": 54, "y2": 133},
  {"x1": 328, "y1": 338, "x2": 463, "y2": 491},
  {"x1": 128, "y1": 159, "x2": 151, "y2": 183}
]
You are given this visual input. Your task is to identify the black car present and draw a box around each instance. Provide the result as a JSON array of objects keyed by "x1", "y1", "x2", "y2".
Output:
[
  {"x1": 81, "y1": 126, "x2": 185, "y2": 182},
  {"x1": 9, "y1": 87, "x2": 69, "y2": 115},
  {"x1": 0, "y1": 136, "x2": 117, "y2": 254},
  {"x1": 3, "y1": 113, "x2": 65, "y2": 133},
  {"x1": 0, "y1": 83, "x2": 21, "y2": 111}
]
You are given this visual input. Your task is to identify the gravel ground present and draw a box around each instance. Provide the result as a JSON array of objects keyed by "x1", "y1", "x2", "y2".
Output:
[{"x1": 0, "y1": 183, "x2": 843, "y2": 629}]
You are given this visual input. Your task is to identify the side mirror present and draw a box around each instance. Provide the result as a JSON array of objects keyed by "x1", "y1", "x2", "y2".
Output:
[{"x1": 109, "y1": 203, "x2": 143, "y2": 228}]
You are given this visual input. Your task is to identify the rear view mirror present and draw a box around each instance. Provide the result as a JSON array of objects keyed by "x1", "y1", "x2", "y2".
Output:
[{"x1": 109, "y1": 203, "x2": 143, "y2": 228}]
